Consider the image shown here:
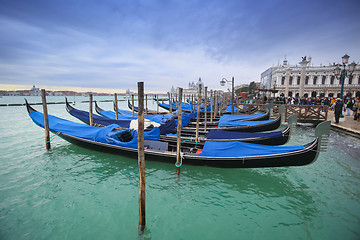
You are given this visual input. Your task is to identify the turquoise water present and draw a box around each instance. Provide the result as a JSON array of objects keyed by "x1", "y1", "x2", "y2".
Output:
[{"x1": 1, "y1": 96, "x2": 360, "y2": 240}]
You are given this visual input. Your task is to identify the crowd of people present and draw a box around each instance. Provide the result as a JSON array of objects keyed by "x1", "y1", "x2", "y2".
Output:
[{"x1": 262, "y1": 95, "x2": 360, "y2": 124}]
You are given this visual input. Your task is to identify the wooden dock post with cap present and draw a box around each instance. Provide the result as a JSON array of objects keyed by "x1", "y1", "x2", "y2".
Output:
[
  {"x1": 195, "y1": 87, "x2": 201, "y2": 143},
  {"x1": 145, "y1": 94, "x2": 148, "y2": 114},
  {"x1": 204, "y1": 86, "x2": 208, "y2": 131},
  {"x1": 176, "y1": 88, "x2": 183, "y2": 175},
  {"x1": 89, "y1": 94, "x2": 93, "y2": 126},
  {"x1": 41, "y1": 89, "x2": 51, "y2": 150},
  {"x1": 132, "y1": 94, "x2": 135, "y2": 117},
  {"x1": 168, "y1": 92, "x2": 172, "y2": 113},
  {"x1": 214, "y1": 91, "x2": 218, "y2": 119},
  {"x1": 114, "y1": 93, "x2": 118, "y2": 120},
  {"x1": 137, "y1": 82, "x2": 146, "y2": 234},
  {"x1": 210, "y1": 89, "x2": 213, "y2": 123},
  {"x1": 156, "y1": 94, "x2": 159, "y2": 113},
  {"x1": 191, "y1": 95, "x2": 194, "y2": 113}
]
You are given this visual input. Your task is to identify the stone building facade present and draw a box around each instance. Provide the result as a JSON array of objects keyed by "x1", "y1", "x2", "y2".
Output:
[{"x1": 261, "y1": 58, "x2": 360, "y2": 98}]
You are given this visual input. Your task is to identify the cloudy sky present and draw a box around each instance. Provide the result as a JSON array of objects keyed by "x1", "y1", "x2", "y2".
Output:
[{"x1": 0, "y1": 0, "x2": 359, "y2": 93}]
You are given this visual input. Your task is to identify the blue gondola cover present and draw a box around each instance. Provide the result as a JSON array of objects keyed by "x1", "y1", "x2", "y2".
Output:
[
  {"x1": 199, "y1": 141, "x2": 305, "y2": 157},
  {"x1": 29, "y1": 111, "x2": 160, "y2": 149},
  {"x1": 217, "y1": 118, "x2": 275, "y2": 127},
  {"x1": 219, "y1": 113, "x2": 266, "y2": 122},
  {"x1": 205, "y1": 129, "x2": 282, "y2": 139}
]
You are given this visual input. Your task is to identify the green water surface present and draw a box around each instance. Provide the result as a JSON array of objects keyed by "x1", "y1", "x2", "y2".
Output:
[{"x1": 0, "y1": 97, "x2": 359, "y2": 240}]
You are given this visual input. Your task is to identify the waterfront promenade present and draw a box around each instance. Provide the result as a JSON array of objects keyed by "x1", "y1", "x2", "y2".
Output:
[{"x1": 327, "y1": 110, "x2": 360, "y2": 138}]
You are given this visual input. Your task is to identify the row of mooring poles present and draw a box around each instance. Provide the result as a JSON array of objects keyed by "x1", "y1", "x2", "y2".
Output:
[{"x1": 40, "y1": 85, "x2": 230, "y2": 237}]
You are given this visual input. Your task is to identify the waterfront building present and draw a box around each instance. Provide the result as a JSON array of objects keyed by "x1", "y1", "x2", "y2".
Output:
[
  {"x1": 8, "y1": 91, "x2": 21, "y2": 96},
  {"x1": 181, "y1": 77, "x2": 205, "y2": 95},
  {"x1": 29, "y1": 85, "x2": 40, "y2": 96},
  {"x1": 260, "y1": 57, "x2": 360, "y2": 98}
]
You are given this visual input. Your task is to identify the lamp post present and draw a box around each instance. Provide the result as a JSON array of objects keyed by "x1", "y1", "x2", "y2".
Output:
[
  {"x1": 334, "y1": 54, "x2": 357, "y2": 117},
  {"x1": 334, "y1": 54, "x2": 357, "y2": 99},
  {"x1": 220, "y1": 77, "x2": 235, "y2": 114}
]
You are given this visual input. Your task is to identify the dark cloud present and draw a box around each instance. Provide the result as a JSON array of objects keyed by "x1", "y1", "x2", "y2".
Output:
[{"x1": 0, "y1": 0, "x2": 359, "y2": 90}]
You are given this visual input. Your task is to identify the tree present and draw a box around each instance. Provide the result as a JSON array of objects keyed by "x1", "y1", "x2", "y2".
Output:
[{"x1": 249, "y1": 81, "x2": 256, "y2": 95}]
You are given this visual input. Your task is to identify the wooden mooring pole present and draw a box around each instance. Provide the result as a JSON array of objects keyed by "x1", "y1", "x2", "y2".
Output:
[
  {"x1": 176, "y1": 88, "x2": 183, "y2": 175},
  {"x1": 137, "y1": 82, "x2": 146, "y2": 234},
  {"x1": 41, "y1": 89, "x2": 51, "y2": 150},
  {"x1": 114, "y1": 93, "x2": 118, "y2": 120},
  {"x1": 168, "y1": 92, "x2": 172, "y2": 113},
  {"x1": 204, "y1": 86, "x2": 208, "y2": 132},
  {"x1": 156, "y1": 94, "x2": 159, "y2": 113},
  {"x1": 210, "y1": 89, "x2": 213, "y2": 123},
  {"x1": 132, "y1": 94, "x2": 135, "y2": 117},
  {"x1": 191, "y1": 95, "x2": 194, "y2": 113},
  {"x1": 214, "y1": 91, "x2": 218, "y2": 119},
  {"x1": 89, "y1": 94, "x2": 93, "y2": 126},
  {"x1": 145, "y1": 94, "x2": 148, "y2": 115},
  {"x1": 195, "y1": 87, "x2": 201, "y2": 143}
]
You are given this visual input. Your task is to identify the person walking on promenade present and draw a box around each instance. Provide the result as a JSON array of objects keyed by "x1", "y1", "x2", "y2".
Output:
[
  {"x1": 331, "y1": 98, "x2": 344, "y2": 123},
  {"x1": 345, "y1": 98, "x2": 354, "y2": 116},
  {"x1": 353, "y1": 98, "x2": 360, "y2": 121},
  {"x1": 330, "y1": 97, "x2": 336, "y2": 110}
]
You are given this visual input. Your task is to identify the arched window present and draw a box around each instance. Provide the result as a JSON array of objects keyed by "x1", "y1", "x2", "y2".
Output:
[
  {"x1": 305, "y1": 76, "x2": 309, "y2": 85},
  {"x1": 358, "y1": 75, "x2": 360, "y2": 84},
  {"x1": 297, "y1": 76, "x2": 300, "y2": 85},
  {"x1": 330, "y1": 76, "x2": 335, "y2": 85},
  {"x1": 281, "y1": 76, "x2": 285, "y2": 85},
  {"x1": 348, "y1": 75, "x2": 353, "y2": 84},
  {"x1": 289, "y1": 76, "x2": 293, "y2": 85},
  {"x1": 322, "y1": 76, "x2": 326, "y2": 84},
  {"x1": 313, "y1": 76, "x2": 317, "y2": 85}
]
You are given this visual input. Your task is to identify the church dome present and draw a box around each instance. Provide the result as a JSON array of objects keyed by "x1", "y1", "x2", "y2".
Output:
[{"x1": 196, "y1": 78, "x2": 203, "y2": 88}]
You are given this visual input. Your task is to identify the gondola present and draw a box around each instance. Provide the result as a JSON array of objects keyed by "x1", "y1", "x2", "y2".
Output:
[
  {"x1": 129, "y1": 99, "x2": 270, "y2": 125},
  {"x1": 182, "y1": 115, "x2": 282, "y2": 133},
  {"x1": 26, "y1": 100, "x2": 330, "y2": 168},
  {"x1": 96, "y1": 101, "x2": 196, "y2": 127},
  {"x1": 127, "y1": 100, "x2": 159, "y2": 114},
  {"x1": 66, "y1": 99, "x2": 295, "y2": 146},
  {"x1": 158, "y1": 101, "x2": 211, "y2": 113},
  {"x1": 224, "y1": 104, "x2": 259, "y2": 114},
  {"x1": 164, "y1": 113, "x2": 298, "y2": 146},
  {"x1": 99, "y1": 100, "x2": 282, "y2": 133},
  {"x1": 132, "y1": 99, "x2": 269, "y2": 121},
  {"x1": 65, "y1": 98, "x2": 176, "y2": 134}
]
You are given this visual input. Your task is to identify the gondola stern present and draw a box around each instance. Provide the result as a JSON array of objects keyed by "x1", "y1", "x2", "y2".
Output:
[
  {"x1": 315, "y1": 121, "x2": 331, "y2": 152},
  {"x1": 287, "y1": 113, "x2": 298, "y2": 135},
  {"x1": 24, "y1": 99, "x2": 37, "y2": 114},
  {"x1": 94, "y1": 101, "x2": 103, "y2": 115},
  {"x1": 65, "y1": 97, "x2": 75, "y2": 113}
]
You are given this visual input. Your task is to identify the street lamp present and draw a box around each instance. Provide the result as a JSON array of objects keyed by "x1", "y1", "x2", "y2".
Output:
[
  {"x1": 334, "y1": 54, "x2": 357, "y2": 100},
  {"x1": 334, "y1": 54, "x2": 357, "y2": 117},
  {"x1": 220, "y1": 77, "x2": 235, "y2": 114}
]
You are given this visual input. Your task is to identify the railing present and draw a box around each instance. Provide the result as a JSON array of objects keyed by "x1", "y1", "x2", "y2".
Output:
[{"x1": 237, "y1": 103, "x2": 328, "y2": 124}]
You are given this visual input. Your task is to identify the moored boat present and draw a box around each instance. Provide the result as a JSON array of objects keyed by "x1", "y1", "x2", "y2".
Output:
[
  {"x1": 26, "y1": 100, "x2": 330, "y2": 168},
  {"x1": 66, "y1": 100, "x2": 295, "y2": 146}
]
